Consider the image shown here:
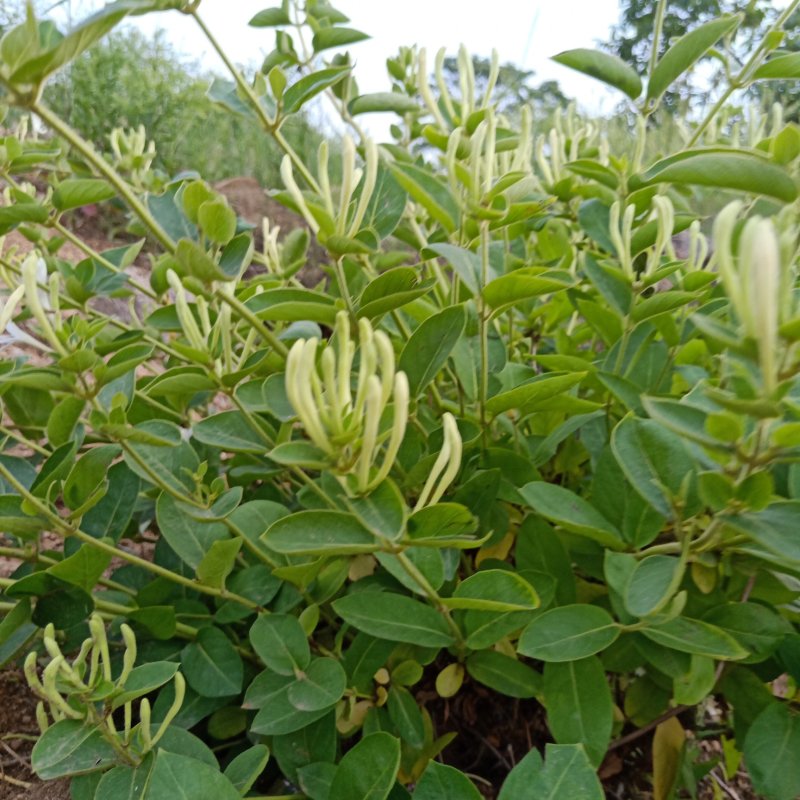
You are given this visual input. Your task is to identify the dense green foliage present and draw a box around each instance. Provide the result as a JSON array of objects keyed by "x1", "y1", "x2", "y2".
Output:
[{"x1": 0, "y1": 1, "x2": 800, "y2": 799}]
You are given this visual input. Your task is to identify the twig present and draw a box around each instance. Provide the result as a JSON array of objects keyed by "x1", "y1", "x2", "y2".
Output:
[{"x1": 608, "y1": 705, "x2": 689, "y2": 751}]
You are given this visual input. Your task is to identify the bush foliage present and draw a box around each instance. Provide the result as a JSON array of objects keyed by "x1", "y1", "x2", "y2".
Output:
[{"x1": 0, "y1": 1, "x2": 800, "y2": 798}]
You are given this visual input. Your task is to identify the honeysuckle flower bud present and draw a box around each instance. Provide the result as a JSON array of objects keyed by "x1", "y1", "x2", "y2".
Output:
[
  {"x1": 686, "y1": 220, "x2": 709, "y2": 272},
  {"x1": 435, "y1": 47, "x2": 457, "y2": 123},
  {"x1": 647, "y1": 195, "x2": 675, "y2": 276},
  {"x1": 166, "y1": 269, "x2": 206, "y2": 353},
  {"x1": 21, "y1": 253, "x2": 65, "y2": 355},
  {"x1": 0, "y1": 284, "x2": 24, "y2": 335},
  {"x1": 458, "y1": 44, "x2": 476, "y2": 119},
  {"x1": 280, "y1": 155, "x2": 320, "y2": 235},
  {"x1": 712, "y1": 201, "x2": 745, "y2": 315},
  {"x1": 418, "y1": 48, "x2": 448, "y2": 130},
  {"x1": 414, "y1": 412, "x2": 463, "y2": 510},
  {"x1": 150, "y1": 672, "x2": 186, "y2": 749},
  {"x1": 89, "y1": 612, "x2": 112, "y2": 682},
  {"x1": 318, "y1": 141, "x2": 335, "y2": 218},
  {"x1": 609, "y1": 201, "x2": 636, "y2": 280},
  {"x1": 285, "y1": 311, "x2": 409, "y2": 494},
  {"x1": 349, "y1": 138, "x2": 378, "y2": 236},
  {"x1": 119, "y1": 624, "x2": 137, "y2": 686},
  {"x1": 740, "y1": 216, "x2": 781, "y2": 393}
]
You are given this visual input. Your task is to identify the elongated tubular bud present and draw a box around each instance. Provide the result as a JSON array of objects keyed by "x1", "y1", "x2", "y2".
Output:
[
  {"x1": 434, "y1": 47, "x2": 457, "y2": 122},
  {"x1": 483, "y1": 111, "x2": 497, "y2": 196},
  {"x1": 286, "y1": 338, "x2": 332, "y2": 453},
  {"x1": 89, "y1": 613, "x2": 112, "y2": 682},
  {"x1": 22, "y1": 254, "x2": 65, "y2": 355},
  {"x1": 414, "y1": 430, "x2": 453, "y2": 511},
  {"x1": 418, "y1": 48, "x2": 448, "y2": 130},
  {"x1": 372, "y1": 372, "x2": 409, "y2": 487},
  {"x1": 513, "y1": 106, "x2": 533, "y2": 173},
  {"x1": 741, "y1": 217, "x2": 781, "y2": 393},
  {"x1": 318, "y1": 141, "x2": 335, "y2": 217},
  {"x1": 321, "y1": 347, "x2": 343, "y2": 434},
  {"x1": 482, "y1": 49, "x2": 500, "y2": 109},
  {"x1": 609, "y1": 202, "x2": 635, "y2": 280},
  {"x1": 24, "y1": 651, "x2": 44, "y2": 696},
  {"x1": 427, "y1": 413, "x2": 462, "y2": 506},
  {"x1": 36, "y1": 701, "x2": 49, "y2": 733},
  {"x1": 123, "y1": 701, "x2": 133, "y2": 744},
  {"x1": 138, "y1": 698, "x2": 153, "y2": 752},
  {"x1": 458, "y1": 44, "x2": 475, "y2": 119},
  {"x1": 43, "y1": 624, "x2": 61, "y2": 661},
  {"x1": 334, "y1": 311, "x2": 352, "y2": 406},
  {"x1": 150, "y1": 673, "x2": 186, "y2": 749},
  {"x1": 280, "y1": 155, "x2": 319, "y2": 235},
  {"x1": 445, "y1": 128, "x2": 462, "y2": 197},
  {"x1": 712, "y1": 201, "x2": 745, "y2": 319},
  {"x1": 70, "y1": 638, "x2": 93, "y2": 679},
  {"x1": 548, "y1": 129, "x2": 563, "y2": 184},
  {"x1": 338, "y1": 135, "x2": 357, "y2": 236},
  {"x1": 374, "y1": 331, "x2": 395, "y2": 406},
  {"x1": 42, "y1": 658, "x2": 82, "y2": 720},
  {"x1": 119, "y1": 624, "x2": 137, "y2": 686},
  {"x1": 0, "y1": 284, "x2": 24, "y2": 334},
  {"x1": 356, "y1": 376, "x2": 383, "y2": 492},
  {"x1": 354, "y1": 320, "x2": 377, "y2": 418},
  {"x1": 349, "y1": 138, "x2": 379, "y2": 236},
  {"x1": 534, "y1": 135, "x2": 553, "y2": 186},
  {"x1": 166, "y1": 270, "x2": 205, "y2": 352}
]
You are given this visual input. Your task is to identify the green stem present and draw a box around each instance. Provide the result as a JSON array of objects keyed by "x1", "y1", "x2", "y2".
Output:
[
  {"x1": 30, "y1": 101, "x2": 176, "y2": 253},
  {"x1": 647, "y1": 0, "x2": 669, "y2": 97},
  {"x1": 214, "y1": 289, "x2": 289, "y2": 359},
  {"x1": 478, "y1": 222, "x2": 490, "y2": 448},
  {"x1": 0, "y1": 461, "x2": 260, "y2": 611}
]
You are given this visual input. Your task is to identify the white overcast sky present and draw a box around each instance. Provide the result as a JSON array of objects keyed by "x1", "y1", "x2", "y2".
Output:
[{"x1": 124, "y1": 0, "x2": 625, "y2": 133}]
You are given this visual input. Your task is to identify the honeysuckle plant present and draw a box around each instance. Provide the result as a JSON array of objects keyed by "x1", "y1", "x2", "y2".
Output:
[{"x1": 1, "y1": 1, "x2": 800, "y2": 799}]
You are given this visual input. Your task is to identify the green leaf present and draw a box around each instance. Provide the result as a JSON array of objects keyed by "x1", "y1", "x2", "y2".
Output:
[
  {"x1": 197, "y1": 199, "x2": 237, "y2": 245},
  {"x1": 53, "y1": 178, "x2": 115, "y2": 211},
  {"x1": 389, "y1": 162, "x2": 459, "y2": 233},
  {"x1": 466, "y1": 651, "x2": 541, "y2": 698},
  {"x1": 245, "y1": 287, "x2": 338, "y2": 324},
  {"x1": 625, "y1": 556, "x2": 683, "y2": 618},
  {"x1": 358, "y1": 267, "x2": 433, "y2": 319},
  {"x1": 386, "y1": 685, "x2": 425, "y2": 747},
  {"x1": 111, "y1": 661, "x2": 179, "y2": 710},
  {"x1": 288, "y1": 657, "x2": 346, "y2": 711},
  {"x1": 398, "y1": 305, "x2": 466, "y2": 394},
  {"x1": 611, "y1": 417, "x2": 697, "y2": 519},
  {"x1": 639, "y1": 149, "x2": 798, "y2": 203},
  {"x1": 518, "y1": 605, "x2": 620, "y2": 662},
  {"x1": 181, "y1": 627, "x2": 243, "y2": 698},
  {"x1": 743, "y1": 703, "x2": 800, "y2": 800},
  {"x1": 63, "y1": 444, "x2": 119, "y2": 512},
  {"x1": 47, "y1": 544, "x2": 111, "y2": 594},
  {"x1": 642, "y1": 616, "x2": 749, "y2": 660},
  {"x1": 414, "y1": 761, "x2": 482, "y2": 799},
  {"x1": 725, "y1": 502, "x2": 800, "y2": 568},
  {"x1": 753, "y1": 52, "x2": 800, "y2": 80},
  {"x1": 31, "y1": 720, "x2": 117, "y2": 780},
  {"x1": 223, "y1": 745, "x2": 270, "y2": 796},
  {"x1": 328, "y1": 732, "x2": 400, "y2": 800},
  {"x1": 543, "y1": 656, "x2": 613, "y2": 766},
  {"x1": 249, "y1": 7, "x2": 291, "y2": 26},
  {"x1": 312, "y1": 26, "x2": 369, "y2": 53},
  {"x1": 444, "y1": 569, "x2": 539, "y2": 612},
  {"x1": 421, "y1": 243, "x2": 483, "y2": 294},
  {"x1": 146, "y1": 751, "x2": 239, "y2": 800},
  {"x1": 123, "y1": 420, "x2": 199, "y2": 494},
  {"x1": 155, "y1": 493, "x2": 229, "y2": 570},
  {"x1": 196, "y1": 538, "x2": 241, "y2": 589},
  {"x1": 647, "y1": 15, "x2": 740, "y2": 101},
  {"x1": 250, "y1": 614, "x2": 311, "y2": 676},
  {"x1": 283, "y1": 65, "x2": 350, "y2": 114},
  {"x1": 82, "y1": 462, "x2": 139, "y2": 542},
  {"x1": 631, "y1": 291, "x2": 698, "y2": 322},
  {"x1": 264, "y1": 510, "x2": 377, "y2": 555},
  {"x1": 519, "y1": 482, "x2": 624, "y2": 548},
  {"x1": 552, "y1": 48, "x2": 642, "y2": 100},
  {"x1": 248, "y1": 672, "x2": 331, "y2": 735},
  {"x1": 332, "y1": 591, "x2": 456, "y2": 646},
  {"x1": 702, "y1": 603, "x2": 791, "y2": 663},
  {"x1": 349, "y1": 92, "x2": 419, "y2": 116},
  {"x1": 486, "y1": 372, "x2": 586, "y2": 417},
  {"x1": 192, "y1": 411, "x2": 264, "y2": 454},
  {"x1": 483, "y1": 268, "x2": 573, "y2": 316},
  {"x1": 499, "y1": 744, "x2": 604, "y2": 800}
]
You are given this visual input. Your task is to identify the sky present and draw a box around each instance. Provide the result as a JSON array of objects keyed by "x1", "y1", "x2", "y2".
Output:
[{"x1": 124, "y1": 0, "x2": 624, "y2": 134}]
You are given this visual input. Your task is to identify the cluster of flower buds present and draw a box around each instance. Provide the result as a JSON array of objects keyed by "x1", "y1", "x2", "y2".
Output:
[
  {"x1": 535, "y1": 103, "x2": 601, "y2": 189},
  {"x1": 713, "y1": 201, "x2": 794, "y2": 394},
  {"x1": 24, "y1": 615, "x2": 185, "y2": 758},
  {"x1": 609, "y1": 195, "x2": 677, "y2": 280},
  {"x1": 280, "y1": 134, "x2": 378, "y2": 242},
  {"x1": 109, "y1": 126, "x2": 157, "y2": 189},
  {"x1": 285, "y1": 311, "x2": 409, "y2": 494}
]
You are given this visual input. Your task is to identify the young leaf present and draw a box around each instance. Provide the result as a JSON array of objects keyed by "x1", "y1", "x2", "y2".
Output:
[
  {"x1": 642, "y1": 616, "x2": 749, "y2": 660},
  {"x1": 466, "y1": 651, "x2": 541, "y2": 698},
  {"x1": 414, "y1": 761, "x2": 482, "y2": 799},
  {"x1": 181, "y1": 627, "x2": 243, "y2": 698},
  {"x1": 263, "y1": 510, "x2": 377, "y2": 555},
  {"x1": 552, "y1": 48, "x2": 642, "y2": 100},
  {"x1": 53, "y1": 179, "x2": 116, "y2": 211},
  {"x1": 250, "y1": 614, "x2": 311, "y2": 676},
  {"x1": 647, "y1": 15, "x2": 740, "y2": 101},
  {"x1": 753, "y1": 52, "x2": 800, "y2": 80},
  {"x1": 744, "y1": 703, "x2": 800, "y2": 800}
]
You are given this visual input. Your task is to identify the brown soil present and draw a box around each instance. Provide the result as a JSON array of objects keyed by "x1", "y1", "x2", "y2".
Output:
[{"x1": 0, "y1": 669, "x2": 69, "y2": 800}]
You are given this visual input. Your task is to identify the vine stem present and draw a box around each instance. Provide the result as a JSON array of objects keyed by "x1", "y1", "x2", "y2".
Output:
[
  {"x1": 0, "y1": 461, "x2": 260, "y2": 611},
  {"x1": 647, "y1": 0, "x2": 669, "y2": 93},
  {"x1": 687, "y1": 0, "x2": 800, "y2": 146},
  {"x1": 29, "y1": 101, "x2": 176, "y2": 253},
  {"x1": 190, "y1": 10, "x2": 322, "y2": 194}
]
